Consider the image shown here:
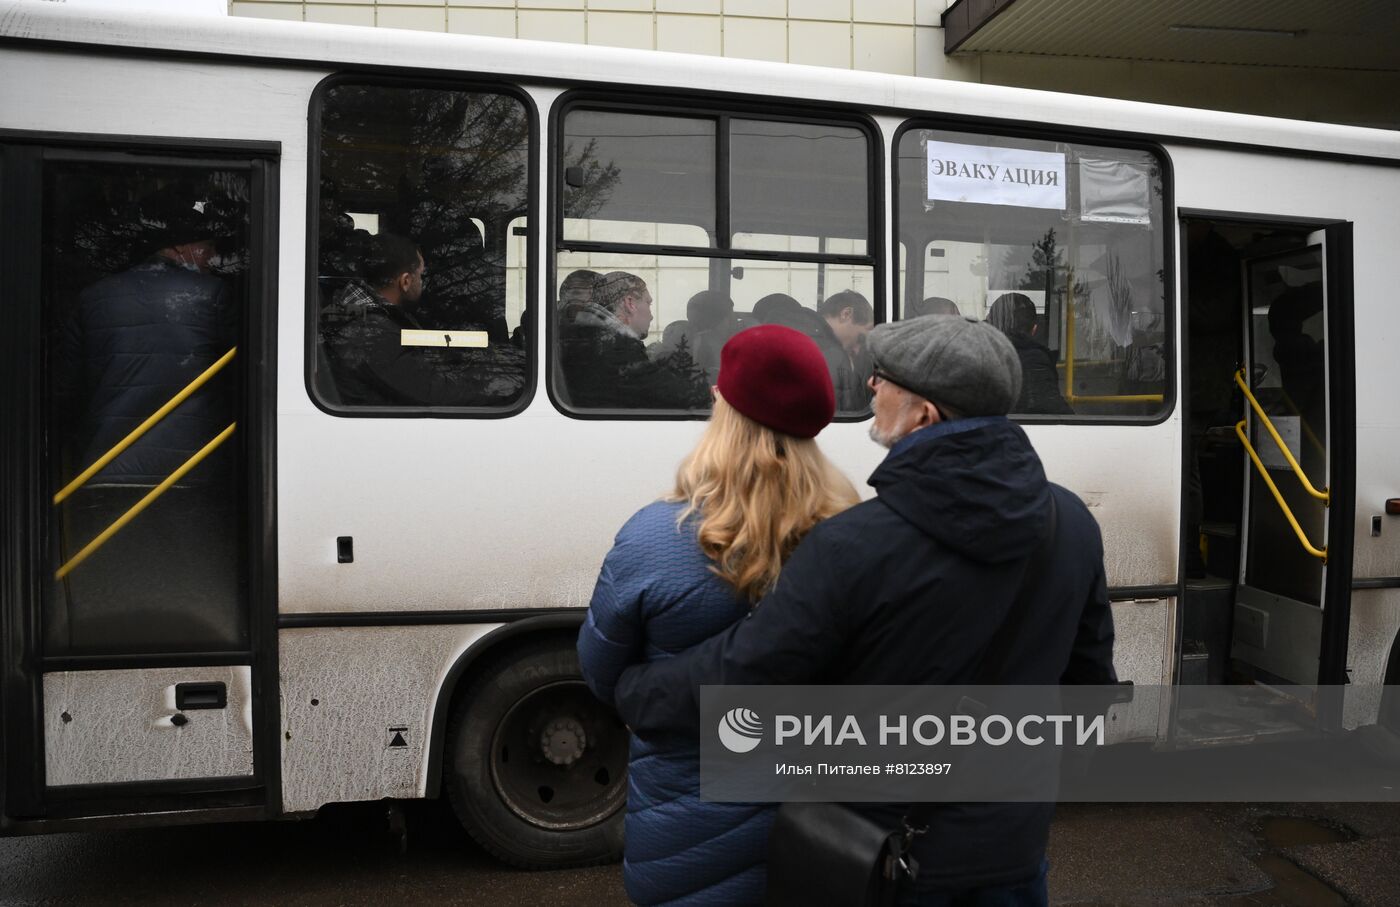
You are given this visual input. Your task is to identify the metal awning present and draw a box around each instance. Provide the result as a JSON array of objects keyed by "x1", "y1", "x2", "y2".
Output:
[{"x1": 943, "y1": 0, "x2": 1400, "y2": 72}]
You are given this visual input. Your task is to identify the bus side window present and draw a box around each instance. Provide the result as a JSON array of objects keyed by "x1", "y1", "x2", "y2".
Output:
[
  {"x1": 313, "y1": 82, "x2": 531, "y2": 413},
  {"x1": 554, "y1": 107, "x2": 878, "y2": 416},
  {"x1": 895, "y1": 127, "x2": 1169, "y2": 420}
]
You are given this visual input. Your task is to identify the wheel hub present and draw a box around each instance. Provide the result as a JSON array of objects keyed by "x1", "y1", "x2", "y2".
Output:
[
  {"x1": 486, "y1": 679, "x2": 628, "y2": 830},
  {"x1": 540, "y1": 716, "x2": 587, "y2": 766}
]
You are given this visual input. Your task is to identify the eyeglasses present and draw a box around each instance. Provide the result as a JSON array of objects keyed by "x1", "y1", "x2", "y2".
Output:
[
  {"x1": 871, "y1": 366, "x2": 948, "y2": 421},
  {"x1": 869, "y1": 365, "x2": 909, "y2": 392}
]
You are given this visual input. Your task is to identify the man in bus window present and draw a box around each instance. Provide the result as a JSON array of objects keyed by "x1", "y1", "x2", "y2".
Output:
[
  {"x1": 909, "y1": 295, "x2": 961, "y2": 318},
  {"x1": 685, "y1": 289, "x2": 749, "y2": 385},
  {"x1": 817, "y1": 289, "x2": 875, "y2": 411},
  {"x1": 320, "y1": 232, "x2": 501, "y2": 407},
  {"x1": 611, "y1": 315, "x2": 1116, "y2": 906},
  {"x1": 558, "y1": 270, "x2": 708, "y2": 410},
  {"x1": 987, "y1": 292, "x2": 1073, "y2": 416},
  {"x1": 557, "y1": 268, "x2": 602, "y2": 322}
]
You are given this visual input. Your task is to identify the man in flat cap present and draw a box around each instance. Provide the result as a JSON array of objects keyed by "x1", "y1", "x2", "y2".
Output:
[{"x1": 611, "y1": 315, "x2": 1116, "y2": 905}]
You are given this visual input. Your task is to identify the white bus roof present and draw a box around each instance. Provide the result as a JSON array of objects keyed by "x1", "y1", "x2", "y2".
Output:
[
  {"x1": 21, "y1": 0, "x2": 225, "y2": 15},
  {"x1": 2, "y1": 0, "x2": 1397, "y2": 163}
]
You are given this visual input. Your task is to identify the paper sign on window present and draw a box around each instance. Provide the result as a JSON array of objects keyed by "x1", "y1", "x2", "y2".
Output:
[
  {"x1": 1078, "y1": 157, "x2": 1151, "y2": 225},
  {"x1": 925, "y1": 141, "x2": 1066, "y2": 210}
]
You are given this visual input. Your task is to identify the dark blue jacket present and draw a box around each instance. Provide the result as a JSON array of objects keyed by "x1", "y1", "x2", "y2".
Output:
[
  {"x1": 613, "y1": 417, "x2": 1116, "y2": 892},
  {"x1": 578, "y1": 500, "x2": 773, "y2": 906},
  {"x1": 58, "y1": 257, "x2": 236, "y2": 486}
]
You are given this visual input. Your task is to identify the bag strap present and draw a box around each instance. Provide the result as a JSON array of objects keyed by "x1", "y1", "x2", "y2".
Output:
[{"x1": 902, "y1": 494, "x2": 1059, "y2": 833}]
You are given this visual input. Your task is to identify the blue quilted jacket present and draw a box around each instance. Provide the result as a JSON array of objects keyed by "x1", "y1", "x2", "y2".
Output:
[{"x1": 578, "y1": 500, "x2": 773, "y2": 906}]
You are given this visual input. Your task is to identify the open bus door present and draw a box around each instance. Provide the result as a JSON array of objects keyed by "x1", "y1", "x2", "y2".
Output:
[
  {"x1": 1178, "y1": 217, "x2": 1355, "y2": 745},
  {"x1": 1232, "y1": 227, "x2": 1354, "y2": 694},
  {"x1": 1, "y1": 141, "x2": 278, "y2": 828}
]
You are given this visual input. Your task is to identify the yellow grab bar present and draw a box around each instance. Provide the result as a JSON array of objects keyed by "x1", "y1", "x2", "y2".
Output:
[
  {"x1": 1232, "y1": 370, "x2": 1328, "y2": 504},
  {"x1": 1061, "y1": 276, "x2": 1164, "y2": 406},
  {"x1": 55, "y1": 423, "x2": 236, "y2": 581},
  {"x1": 54, "y1": 347, "x2": 237, "y2": 505},
  {"x1": 1067, "y1": 393, "x2": 1165, "y2": 404},
  {"x1": 1235, "y1": 419, "x2": 1326, "y2": 562},
  {"x1": 1065, "y1": 274, "x2": 1077, "y2": 399}
]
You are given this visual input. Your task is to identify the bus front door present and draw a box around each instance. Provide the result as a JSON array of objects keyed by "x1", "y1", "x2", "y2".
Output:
[
  {"x1": 1231, "y1": 227, "x2": 1351, "y2": 689},
  {"x1": 1, "y1": 144, "x2": 275, "y2": 826}
]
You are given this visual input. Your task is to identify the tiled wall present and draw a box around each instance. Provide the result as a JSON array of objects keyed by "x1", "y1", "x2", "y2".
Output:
[
  {"x1": 228, "y1": 0, "x2": 979, "y2": 79},
  {"x1": 228, "y1": 1, "x2": 1398, "y2": 126}
]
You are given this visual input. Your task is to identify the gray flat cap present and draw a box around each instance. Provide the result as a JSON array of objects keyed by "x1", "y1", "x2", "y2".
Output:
[{"x1": 866, "y1": 315, "x2": 1022, "y2": 417}]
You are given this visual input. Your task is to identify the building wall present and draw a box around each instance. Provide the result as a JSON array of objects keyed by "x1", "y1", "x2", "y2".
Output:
[
  {"x1": 227, "y1": 1, "x2": 970, "y2": 76},
  {"x1": 228, "y1": 1, "x2": 1398, "y2": 129}
]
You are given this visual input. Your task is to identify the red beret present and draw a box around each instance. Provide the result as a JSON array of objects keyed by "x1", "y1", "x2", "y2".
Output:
[{"x1": 717, "y1": 325, "x2": 836, "y2": 439}]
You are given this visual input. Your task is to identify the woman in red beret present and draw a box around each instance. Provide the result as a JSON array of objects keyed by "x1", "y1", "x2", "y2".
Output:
[{"x1": 578, "y1": 324, "x2": 858, "y2": 906}]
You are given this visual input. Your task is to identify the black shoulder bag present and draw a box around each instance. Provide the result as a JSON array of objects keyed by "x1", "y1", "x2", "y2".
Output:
[{"x1": 765, "y1": 498, "x2": 1058, "y2": 907}]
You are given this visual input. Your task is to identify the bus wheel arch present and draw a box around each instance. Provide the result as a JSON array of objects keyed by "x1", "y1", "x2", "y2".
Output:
[{"x1": 430, "y1": 616, "x2": 627, "y2": 868}]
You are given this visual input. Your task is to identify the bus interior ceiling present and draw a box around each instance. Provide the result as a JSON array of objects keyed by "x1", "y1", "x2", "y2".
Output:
[{"x1": 1181, "y1": 216, "x2": 1321, "y2": 690}]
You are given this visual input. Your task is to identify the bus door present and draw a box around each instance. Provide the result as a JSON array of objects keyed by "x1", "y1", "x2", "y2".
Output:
[
  {"x1": 1, "y1": 143, "x2": 276, "y2": 825},
  {"x1": 1231, "y1": 227, "x2": 1351, "y2": 689}
]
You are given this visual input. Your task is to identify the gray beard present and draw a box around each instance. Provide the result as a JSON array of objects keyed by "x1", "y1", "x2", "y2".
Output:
[{"x1": 868, "y1": 421, "x2": 904, "y2": 449}]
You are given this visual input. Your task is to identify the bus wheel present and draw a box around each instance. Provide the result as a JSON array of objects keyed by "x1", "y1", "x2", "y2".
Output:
[{"x1": 444, "y1": 637, "x2": 627, "y2": 868}]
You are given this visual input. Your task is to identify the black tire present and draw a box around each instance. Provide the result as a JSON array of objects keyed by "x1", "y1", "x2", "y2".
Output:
[{"x1": 443, "y1": 636, "x2": 627, "y2": 868}]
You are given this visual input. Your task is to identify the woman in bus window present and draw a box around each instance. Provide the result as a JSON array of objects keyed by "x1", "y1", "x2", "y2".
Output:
[{"x1": 578, "y1": 325, "x2": 858, "y2": 906}]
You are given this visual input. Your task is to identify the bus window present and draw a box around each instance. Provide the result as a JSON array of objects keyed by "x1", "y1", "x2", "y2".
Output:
[
  {"x1": 730, "y1": 119, "x2": 868, "y2": 253},
  {"x1": 896, "y1": 127, "x2": 1168, "y2": 418},
  {"x1": 562, "y1": 111, "x2": 716, "y2": 245},
  {"x1": 555, "y1": 106, "x2": 877, "y2": 416},
  {"x1": 313, "y1": 81, "x2": 531, "y2": 413}
]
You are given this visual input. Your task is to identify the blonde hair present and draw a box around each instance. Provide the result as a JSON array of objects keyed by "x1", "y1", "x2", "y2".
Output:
[{"x1": 670, "y1": 396, "x2": 859, "y2": 604}]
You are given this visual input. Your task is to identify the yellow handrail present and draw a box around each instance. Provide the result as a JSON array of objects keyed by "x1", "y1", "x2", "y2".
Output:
[
  {"x1": 1068, "y1": 393, "x2": 1166, "y2": 404},
  {"x1": 1062, "y1": 278, "x2": 1164, "y2": 406},
  {"x1": 1235, "y1": 419, "x2": 1327, "y2": 562},
  {"x1": 1232, "y1": 370, "x2": 1328, "y2": 504},
  {"x1": 54, "y1": 423, "x2": 236, "y2": 580},
  {"x1": 54, "y1": 347, "x2": 238, "y2": 505},
  {"x1": 1065, "y1": 274, "x2": 1076, "y2": 399}
]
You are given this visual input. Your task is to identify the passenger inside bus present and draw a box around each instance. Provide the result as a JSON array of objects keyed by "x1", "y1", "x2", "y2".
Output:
[
  {"x1": 320, "y1": 232, "x2": 513, "y2": 408},
  {"x1": 647, "y1": 293, "x2": 731, "y2": 384},
  {"x1": 909, "y1": 295, "x2": 961, "y2": 317},
  {"x1": 816, "y1": 290, "x2": 875, "y2": 411},
  {"x1": 557, "y1": 268, "x2": 601, "y2": 321},
  {"x1": 752, "y1": 292, "x2": 805, "y2": 325},
  {"x1": 557, "y1": 270, "x2": 710, "y2": 410},
  {"x1": 986, "y1": 291, "x2": 1074, "y2": 415},
  {"x1": 683, "y1": 290, "x2": 751, "y2": 384}
]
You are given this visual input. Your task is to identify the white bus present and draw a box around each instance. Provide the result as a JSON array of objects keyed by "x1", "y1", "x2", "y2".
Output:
[{"x1": 1, "y1": 1, "x2": 1397, "y2": 864}]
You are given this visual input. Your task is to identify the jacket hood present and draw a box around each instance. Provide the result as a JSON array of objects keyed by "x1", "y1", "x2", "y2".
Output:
[{"x1": 868, "y1": 417, "x2": 1050, "y2": 564}]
